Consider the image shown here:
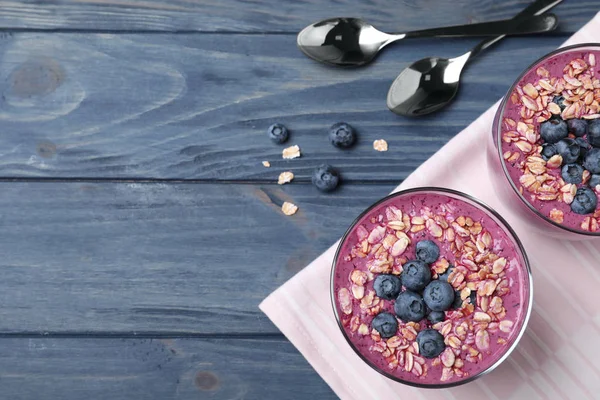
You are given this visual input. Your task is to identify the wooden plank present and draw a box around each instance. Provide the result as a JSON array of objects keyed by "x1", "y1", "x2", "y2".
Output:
[
  {"x1": 0, "y1": 337, "x2": 335, "y2": 399},
  {"x1": 0, "y1": 181, "x2": 394, "y2": 334},
  {"x1": 0, "y1": 0, "x2": 589, "y2": 33},
  {"x1": 0, "y1": 33, "x2": 567, "y2": 181}
]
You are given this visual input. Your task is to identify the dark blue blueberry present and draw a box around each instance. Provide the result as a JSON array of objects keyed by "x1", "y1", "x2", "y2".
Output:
[
  {"x1": 427, "y1": 311, "x2": 445, "y2": 324},
  {"x1": 589, "y1": 119, "x2": 600, "y2": 147},
  {"x1": 415, "y1": 240, "x2": 440, "y2": 264},
  {"x1": 584, "y1": 148, "x2": 600, "y2": 174},
  {"x1": 469, "y1": 291, "x2": 477, "y2": 306},
  {"x1": 555, "y1": 139, "x2": 581, "y2": 164},
  {"x1": 416, "y1": 329, "x2": 445, "y2": 358},
  {"x1": 438, "y1": 265, "x2": 454, "y2": 282},
  {"x1": 590, "y1": 174, "x2": 600, "y2": 188},
  {"x1": 268, "y1": 123, "x2": 289, "y2": 144},
  {"x1": 329, "y1": 122, "x2": 357, "y2": 148},
  {"x1": 371, "y1": 312, "x2": 398, "y2": 338},
  {"x1": 552, "y1": 96, "x2": 566, "y2": 110},
  {"x1": 401, "y1": 260, "x2": 431, "y2": 292},
  {"x1": 423, "y1": 280, "x2": 455, "y2": 312},
  {"x1": 540, "y1": 118, "x2": 568, "y2": 144},
  {"x1": 568, "y1": 119, "x2": 588, "y2": 137},
  {"x1": 312, "y1": 164, "x2": 340, "y2": 192},
  {"x1": 561, "y1": 163, "x2": 584, "y2": 184},
  {"x1": 570, "y1": 187, "x2": 598, "y2": 215},
  {"x1": 576, "y1": 137, "x2": 589, "y2": 159},
  {"x1": 394, "y1": 291, "x2": 427, "y2": 322},
  {"x1": 541, "y1": 143, "x2": 558, "y2": 161},
  {"x1": 373, "y1": 274, "x2": 402, "y2": 300},
  {"x1": 452, "y1": 290, "x2": 464, "y2": 309}
]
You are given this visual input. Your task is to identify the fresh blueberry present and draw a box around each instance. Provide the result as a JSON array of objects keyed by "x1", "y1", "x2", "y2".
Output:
[
  {"x1": 427, "y1": 311, "x2": 445, "y2": 324},
  {"x1": 584, "y1": 148, "x2": 600, "y2": 174},
  {"x1": 552, "y1": 96, "x2": 566, "y2": 110},
  {"x1": 469, "y1": 291, "x2": 477, "y2": 306},
  {"x1": 589, "y1": 120, "x2": 600, "y2": 147},
  {"x1": 438, "y1": 265, "x2": 454, "y2": 282},
  {"x1": 329, "y1": 122, "x2": 357, "y2": 148},
  {"x1": 394, "y1": 291, "x2": 427, "y2": 322},
  {"x1": 555, "y1": 139, "x2": 581, "y2": 164},
  {"x1": 590, "y1": 174, "x2": 600, "y2": 188},
  {"x1": 561, "y1": 163, "x2": 584, "y2": 184},
  {"x1": 423, "y1": 280, "x2": 455, "y2": 312},
  {"x1": 373, "y1": 274, "x2": 402, "y2": 300},
  {"x1": 371, "y1": 312, "x2": 398, "y2": 338},
  {"x1": 568, "y1": 119, "x2": 588, "y2": 137},
  {"x1": 401, "y1": 260, "x2": 431, "y2": 292},
  {"x1": 312, "y1": 164, "x2": 340, "y2": 192},
  {"x1": 268, "y1": 123, "x2": 289, "y2": 144},
  {"x1": 416, "y1": 329, "x2": 445, "y2": 358},
  {"x1": 576, "y1": 137, "x2": 589, "y2": 159},
  {"x1": 452, "y1": 290, "x2": 464, "y2": 309},
  {"x1": 540, "y1": 118, "x2": 568, "y2": 144},
  {"x1": 570, "y1": 187, "x2": 598, "y2": 215},
  {"x1": 415, "y1": 240, "x2": 440, "y2": 264},
  {"x1": 541, "y1": 143, "x2": 558, "y2": 160}
]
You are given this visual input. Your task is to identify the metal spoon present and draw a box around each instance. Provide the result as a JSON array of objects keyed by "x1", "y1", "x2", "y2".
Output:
[
  {"x1": 297, "y1": 14, "x2": 557, "y2": 67},
  {"x1": 387, "y1": 0, "x2": 563, "y2": 116}
]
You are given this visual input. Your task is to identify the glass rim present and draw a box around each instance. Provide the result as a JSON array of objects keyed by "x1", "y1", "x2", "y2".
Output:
[
  {"x1": 330, "y1": 186, "x2": 533, "y2": 389},
  {"x1": 494, "y1": 42, "x2": 600, "y2": 237}
]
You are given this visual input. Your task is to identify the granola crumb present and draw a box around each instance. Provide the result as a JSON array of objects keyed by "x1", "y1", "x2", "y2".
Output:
[
  {"x1": 373, "y1": 139, "x2": 388, "y2": 152},
  {"x1": 281, "y1": 202, "x2": 298, "y2": 216},
  {"x1": 282, "y1": 145, "x2": 301, "y2": 159},
  {"x1": 549, "y1": 209, "x2": 564, "y2": 224},
  {"x1": 278, "y1": 171, "x2": 294, "y2": 185},
  {"x1": 262, "y1": 161, "x2": 271, "y2": 168}
]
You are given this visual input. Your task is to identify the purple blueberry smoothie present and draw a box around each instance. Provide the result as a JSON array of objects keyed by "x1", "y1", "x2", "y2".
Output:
[
  {"x1": 497, "y1": 46, "x2": 600, "y2": 235},
  {"x1": 332, "y1": 189, "x2": 532, "y2": 387}
]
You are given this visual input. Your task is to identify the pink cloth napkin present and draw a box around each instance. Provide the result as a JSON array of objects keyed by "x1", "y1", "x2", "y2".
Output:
[{"x1": 260, "y1": 14, "x2": 600, "y2": 400}]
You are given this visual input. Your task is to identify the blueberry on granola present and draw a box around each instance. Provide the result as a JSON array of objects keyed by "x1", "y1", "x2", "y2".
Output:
[
  {"x1": 561, "y1": 163, "x2": 584, "y2": 184},
  {"x1": 312, "y1": 164, "x2": 340, "y2": 192},
  {"x1": 415, "y1": 240, "x2": 440, "y2": 264},
  {"x1": 540, "y1": 118, "x2": 568, "y2": 144},
  {"x1": 576, "y1": 137, "x2": 589, "y2": 159},
  {"x1": 373, "y1": 274, "x2": 402, "y2": 300},
  {"x1": 541, "y1": 143, "x2": 558, "y2": 160},
  {"x1": 568, "y1": 119, "x2": 588, "y2": 137},
  {"x1": 438, "y1": 265, "x2": 454, "y2": 282},
  {"x1": 329, "y1": 122, "x2": 357, "y2": 148},
  {"x1": 394, "y1": 291, "x2": 427, "y2": 322},
  {"x1": 555, "y1": 138, "x2": 581, "y2": 165},
  {"x1": 268, "y1": 123, "x2": 289, "y2": 144},
  {"x1": 371, "y1": 312, "x2": 398, "y2": 338},
  {"x1": 584, "y1": 148, "x2": 600, "y2": 174},
  {"x1": 453, "y1": 290, "x2": 464, "y2": 309},
  {"x1": 423, "y1": 280, "x2": 455, "y2": 312},
  {"x1": 427, "y1": 310, "x2": 445, "y2": 324},
  {"x1": 552, "y1": 95, "x2": 566, "y2": 110},
  {"x1": 590, "y1": 174, "x2": 600, "y2": 189},
  {"x1": 469, "y1": 291, "x2": 477, "y2": 306},
  {"x1": 570, "y1": 187, "x2": 598, "y2": 215},
  {"x1": 401, "y1": 260, "x2": 431, "y2": 292},
  {"x1": 417, "y1": 329, "x2": 445, "y2": 358},
  {"x1": 588, "y1": 119, "x2": 600, "y2": 147}
]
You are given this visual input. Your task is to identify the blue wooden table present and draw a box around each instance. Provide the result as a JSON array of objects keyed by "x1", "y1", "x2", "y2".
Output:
[{"x1": 0, "y1": 0, "x2": 592, "y2": 398}]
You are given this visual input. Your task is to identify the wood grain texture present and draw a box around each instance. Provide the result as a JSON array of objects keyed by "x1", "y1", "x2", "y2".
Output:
[
  {"x1": 0, "y1": 0, "x2": 589, "y2": 33},
  {"x1": 0, "y1": 337, "x2": 335, "y2": 399},
  {"x1": 0, "y1": 33, "x2": 567, "y2": 181},
  {"x1": 0, "y1": 181, "x2": 394, "y2": 334}
]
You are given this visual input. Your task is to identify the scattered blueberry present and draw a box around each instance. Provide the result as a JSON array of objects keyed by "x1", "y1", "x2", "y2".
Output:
[
  {"x1": 561, "y1": 163, "x2": 584, "y2": 184},
  {"x1": 555, "y1": 138, "x2": 581, "y2": 164},
  {"x1": 552, "y1": 96, "x2": 566, "y2": 110},
  {"x1": 589, "y1": 120, "x2": 600, "y2": 147},
  {"x1": 576, "y1": 137, "x2": 589, "y2": 159},
  {"x1": 373, "y1": 274, "x2": 402, "y2": 300},
  {"x1": 540, "y1": 118, "x2": 568, "y2": 144},
  {"x1": 268, "y1": 123, "x2": 289, "y2": 144},
  {"x1": 415, "y1": 240, "x2": 440, "y2": 264},
  {"x1": 541, "y1": 143, "x2": 558, "y2": 160},
  {"x1": 438, "y1": 265, "x2": 454, "y2": 282},
  {"x1": 584, "y1": 148, "x2": 600, "y2": 174},
  {"x1": 427, "y1": 311, "x2": 445, "y2": 324},
  {"x1": 590, "y1": 174, "x2": 600, "y2": 188},
  {"x1": 568, "y1": 119, "x2": 588, "y2": 137},
  {"x1": 401, "y1": 260, "x2": 432, "y2": 292},
  {"x1": 394, "y1": 291, "x2": 427, "y2": 322},
  {"x1": 469, "y1": 291, "x2": 477, "y2": 306},
  {"x1": 416, "y1": 329, "x2": 445, "y2": 358},
  {"x1": 329, "y1": 122, "x2": 357, "y2": 148},
  {"x1": 371, "y1": 312, "x2": 398, "y2": 338},
  {"x1": 570, "y1": 187, "x2": 598, "y2": 215},
  {"x1": 423, "y1": 280, "x2": 455, "y2": 312},
  {"x1": 452, "y1": 290, "x2": 464, "y2": 309},
  {"x1": 312, "y1": 164, "x2": 340, "y2": 192}
]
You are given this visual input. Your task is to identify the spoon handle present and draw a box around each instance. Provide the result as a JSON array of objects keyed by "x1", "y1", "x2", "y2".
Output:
[{"x1": 401, "y1": 13, "x2": 557, "y2": 39}]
